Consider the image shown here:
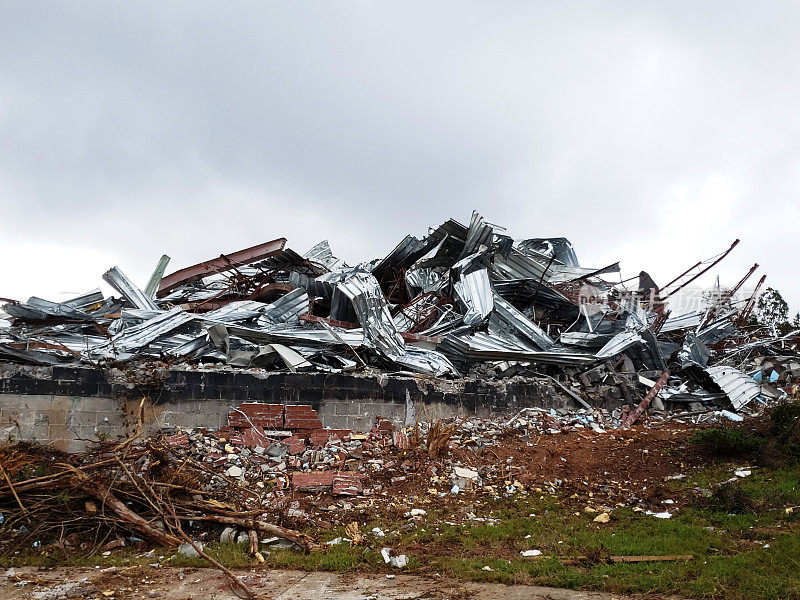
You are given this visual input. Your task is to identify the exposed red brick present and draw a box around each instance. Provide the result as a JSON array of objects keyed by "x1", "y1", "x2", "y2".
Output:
[
  {"x1": 163, "y1": 433, "x2": 188, "y2": 448},
  {"x1": 392, "y1": 430, "x2": 409, "y2": 449},
  {"x1": 284, "y1": 404, "x2": 323, "y2": 430},
  {"x1": 229, "y1": 403, "x2": 284, "y2": 429},
  {"x1": 284, "y1": 435, "x2": 306, "y2": 455},
  {"x1": 376, "y1": 418, "x2": 395, "y2": 432},
  {"x1": 325, "y1": 429, "x2": 352, "y2": 440},
  {"x1": 292, "y1": 471, "x2": 335, "y2": 492},
  {"x1": 241, "y1": 426, "x2": 270, "y2": 450},
  {"x1": 284, "y1": 404, "x2": 317, "y2": 414},
  {"x1": 332, "y1": 472, "x2": 364, "y2": 496},
  {"x1": 308, "y1": 430, "x2": 329, "y2": 447}
]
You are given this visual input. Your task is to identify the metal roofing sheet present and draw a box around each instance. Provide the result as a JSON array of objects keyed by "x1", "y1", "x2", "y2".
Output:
[{"x1": 705, "y1": 365, "x2": 760, "y2": 410}]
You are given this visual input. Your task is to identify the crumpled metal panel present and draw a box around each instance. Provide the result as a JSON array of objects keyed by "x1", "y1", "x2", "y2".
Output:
[
  {"x1": 697, "y1": 318, "x2": 737, "y2": 346},
  {"x1": 559, "y1": 331, "x2": 613, "y2": 348},
  {"x1": 438, "y1": 329, "x2": 595, "y2": 366},
  {"x1": 457, "y1": 211, "x2": 494, "y2": 261},
  {"x1": 517, "y1": 237, "x2": 580, "y2": 267},
  {"x1": 256, "y1": 288, "x2": 309, "y2": 326},
  {"x1": 454, "y1": 269, "x2": 494, "y2": 326},
  {"x1": 202, "y1": 301, "x2": 270, "y2": 323},
  {"x1": 596, "y1": 330, "x2": 643, "y2": 359},
  {"x1": 303, "y1": 240, "x2": 340, "y2": 271},
  {"x1": 332, "y1": 269, "x2": 457, "y2": 376},
  {"x1": 659, "y1": 311, "x2": 703, "y2": 333},
  {"x1": 61, "y1": 289, "x2": 105, "y2": 310},
  {"x1": 678, "y1": 332, "x2": 711, "y2": 368},
  {"x1": 295, "y1": 347, "x2": 358, "y2": 373},
  {"x1": 405, "y1": 268, "x2": 447, "y2": 296},
  {"x1": 0, "y1": 344, "x2": 65, "y2": 365},
  {"x1": 546, "y1": 262, "x2": 621, "y2": 285},
  {"x1": 207, "y1": 323, "x2": 313, "y2": 372},
  {"x1": 103, "y1": 266, "x2": 159, "y2": 311},
  {"x1": 225, "y1": 323, "x2": 364, "y2": 348},
  {"x1": 94, "y1": 307, "x2": 195, "y2": 356},
  {"x1": 413, "y1": 219, "x2": 469, "y2": 269},
  {"x1": 372, "y1": 235, "x2": 436, "y2": 281},
  {"x1": 491, "y1": 294, "x2": 554, "y2": 350},
  {"x1": 3, "y1": 297, "x2": 95, "y2": 321},
  {"x1": 705, "y1": 365, "x2": 760, "y2": 410},
  {"x1": 492, "y1": 248, "x2": 550, "y2": 281}
]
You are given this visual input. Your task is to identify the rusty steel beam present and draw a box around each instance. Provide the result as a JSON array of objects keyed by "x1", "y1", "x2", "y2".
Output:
[
  {"x1": 701, "y1": 263, "x2": 759, "y2": 328},
  {"x1": 622, "y1": 370, "x2": 670, "y2": 429},
  {"x1": 661, "y1": 239, "x2": 739, "y2": 300},
  {"x1": 737, "y1": 274, "x2": 767, "y2": 326},
  {"x1": 157, "y1": 238, "x2": 287, "y2": 297}
]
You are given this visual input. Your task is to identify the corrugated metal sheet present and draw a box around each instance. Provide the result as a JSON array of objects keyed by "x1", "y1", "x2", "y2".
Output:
[
  {"x1": 4, "y1": 297, "x2": 95, "y2": 321},
  {"x1": 303, "y1": 240, "x2": 340, "y2": 271},
  {"x1": 660, "y1": 311, "x2": 703, "y2": 333},
  {"x1": 226, "y1": 323, "x2": 364, "y2": 348},
  {"x1": 596, "y1": 330, "x2": 643, "y2": 358},
  {"x1": 372, "y1": 235, "x2": 434, "y2": 281},
  {"x1": 438, "y1": 329, "x2": 595, "y2": 366},
  {"x1": 517, "y1": 237, "x2": 580, "y2": 267},
  {"x1": 491, "y1": 296, "x2": 554, "y2": 350},
  {"x1": 95, "y1": 307, "x2": 195, "y2": 356},
  {"x1": 332, "y1": 269, "x2": 457, "y2": 376},
  {"x1": 492, "y1": 248, "x2": 549, "y2": 281},
  {"x1": 256, "y1": 288, "x2": 309, "y2": 326},
  {"x1": 454, "y1": 269, "x2": 494, "y2": 326},
  {"x1": 559, "y1": 331, "x2": 613, "y2": 348},
  {"x1": 103, "y1": 266, "x2": 159, "y2": 311},
  {"x1": 705, "y1": 365, "x2": 760, "y2": 410},
  {"x1": 457, "y1": 211, "x2": 494, "y2": 260}
]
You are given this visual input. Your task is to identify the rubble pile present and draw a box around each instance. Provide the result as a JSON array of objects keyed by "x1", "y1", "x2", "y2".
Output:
[
  {"x1": 0, "y1": 400, "x2": 723, "y2": 562},
  {"x1": 1, "y1": 210, "x2": 799, "y2": 415}
]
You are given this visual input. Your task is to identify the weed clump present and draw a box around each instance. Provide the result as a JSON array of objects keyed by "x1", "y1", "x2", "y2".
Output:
[
  {"x1": 689, "y1": 428, "x2": 764, "y2": 458},
  {"x1": 698, "y1": 481, "x2": 758, "y2": 514},
  {"x1": 768, "y1": 401, "x2": 800, "y2": 460}
]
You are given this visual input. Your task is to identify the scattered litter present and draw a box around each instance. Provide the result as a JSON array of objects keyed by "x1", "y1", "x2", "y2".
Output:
[{"x1": 381, "y1": 547, "x2": 409, "y2": 568}]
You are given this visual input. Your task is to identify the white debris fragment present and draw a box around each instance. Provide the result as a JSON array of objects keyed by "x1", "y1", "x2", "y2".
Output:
[{"x1": 225, "y1": 465, "x2": 243, "y2": 478}]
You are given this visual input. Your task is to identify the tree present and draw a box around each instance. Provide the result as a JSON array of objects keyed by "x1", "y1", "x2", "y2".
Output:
[{"x1": 755, "y1": 287, "x2": 789, "y2": 334}]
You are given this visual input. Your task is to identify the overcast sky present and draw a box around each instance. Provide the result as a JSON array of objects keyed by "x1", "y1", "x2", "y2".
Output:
[{"x1": 1, "y1": 1, "x2": 798, "y2": 316}]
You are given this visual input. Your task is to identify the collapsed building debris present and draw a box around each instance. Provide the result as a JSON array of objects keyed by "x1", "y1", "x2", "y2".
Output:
[{"x1": 2, "y1": 211, "x2": 799, "y2": 418}]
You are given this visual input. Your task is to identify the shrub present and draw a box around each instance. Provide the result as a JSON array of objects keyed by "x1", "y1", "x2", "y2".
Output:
[{"x1": 689, "y1": 428, "x2": 764, "y2": 458}]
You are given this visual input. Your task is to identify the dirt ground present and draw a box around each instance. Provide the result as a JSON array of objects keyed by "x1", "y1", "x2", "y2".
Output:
[
  {"x1": 0, "y1": 566, "x2": 636, "y2": 600},
  {"x1": 300, "y1": 422, "x2": 699, "y2": 530}
]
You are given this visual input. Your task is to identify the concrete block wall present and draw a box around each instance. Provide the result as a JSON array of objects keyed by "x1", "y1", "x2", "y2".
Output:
[{"x1": 0, "y1": 364, "x2": 590, "y2": 452}]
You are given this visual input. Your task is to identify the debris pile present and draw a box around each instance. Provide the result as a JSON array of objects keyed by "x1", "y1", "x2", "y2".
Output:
[
  {"x1": 1, "y1": 211, "x2": 799, "y2": 415},
  {"x1": 0, "y1": 400, "x2": 688, "y2": 556}
]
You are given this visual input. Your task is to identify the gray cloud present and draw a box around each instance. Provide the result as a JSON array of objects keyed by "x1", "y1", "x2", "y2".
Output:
[{"x1": 1, "y1": 1, "x2": 798, "y2": 314}]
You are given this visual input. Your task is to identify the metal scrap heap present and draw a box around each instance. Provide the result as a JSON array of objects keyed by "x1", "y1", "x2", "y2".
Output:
[{"x1": 1, "y1": 211, "x2": 797, "y2": 415}]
